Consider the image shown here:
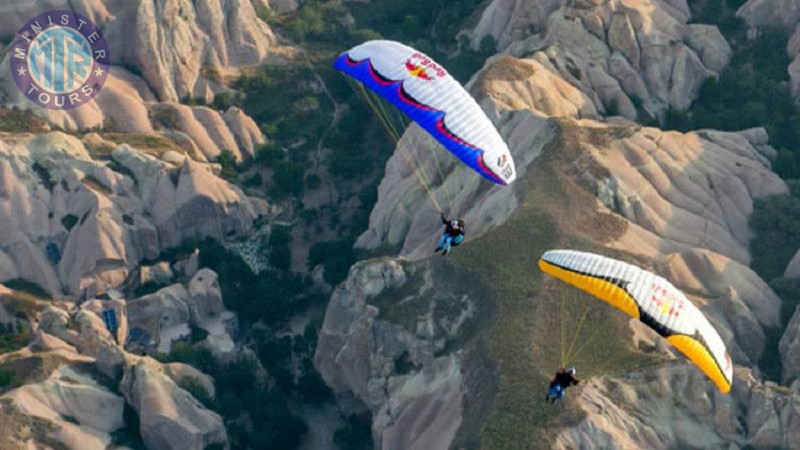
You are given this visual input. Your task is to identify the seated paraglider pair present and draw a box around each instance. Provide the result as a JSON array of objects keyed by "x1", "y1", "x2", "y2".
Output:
[
  {"x1": 545, "y1": 366, "x2": 580, "y2": 404},
  {"x1": 435, "y1": 213, "x2": 465, "y2": 256}
]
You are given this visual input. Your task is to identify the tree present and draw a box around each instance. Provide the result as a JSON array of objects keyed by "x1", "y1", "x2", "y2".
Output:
[
  {"x1": 216, "y1": 150, "x2": 238, "y2": 180},
  {"x1": 334, "y1": 414, "x2": 373, "y2": 450}
]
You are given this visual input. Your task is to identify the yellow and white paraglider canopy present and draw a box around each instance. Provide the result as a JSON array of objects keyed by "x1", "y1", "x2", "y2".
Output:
[{"x1": 539, "y1": 249, "x2": 733, "y2": 394}]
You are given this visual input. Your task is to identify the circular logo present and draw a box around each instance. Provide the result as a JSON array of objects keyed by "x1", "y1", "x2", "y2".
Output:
[{"x1": 10, "y1": 10, "x2": 110, "y2": 110}]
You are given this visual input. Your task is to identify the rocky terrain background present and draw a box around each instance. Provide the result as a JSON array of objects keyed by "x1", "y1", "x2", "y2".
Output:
[
  {"x1": 316, "y1": 0, "x2": 800, "y2": 449},
  {"x1": 1, "y1": 0, "x2": 800, "y2": 449}
]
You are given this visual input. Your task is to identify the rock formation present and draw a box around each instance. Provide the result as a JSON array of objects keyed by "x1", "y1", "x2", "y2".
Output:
[
  {"x1": 0, "y1": 132, "x2": 260, "y2": 299},
  {"x1": 127, "y1": 269, "x2": 237, "y2": 356},
  {"x1": 738, "y1": 0, "x2": 800, "y2": 99},
  {"x1": 471, "y1": 0, "x2": 731, "y2": 117},
  {"x1": 121, "y1": 357, "x2": 227, "y2": 450},
  {"x1": 0, "y1": 1, "x2": 281, "y2": 162}
]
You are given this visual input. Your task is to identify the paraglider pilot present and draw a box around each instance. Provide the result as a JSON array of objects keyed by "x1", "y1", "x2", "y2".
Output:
[
  {"x1": 545, "y1": 366, "x2": 580, "y2": 404},
  {"x1": 435, "y1": 213, "x2": 465, "y2": 256}
]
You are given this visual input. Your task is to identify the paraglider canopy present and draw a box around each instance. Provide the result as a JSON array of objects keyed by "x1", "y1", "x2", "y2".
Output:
[
  {"x1": 538, "y1": 249, "x2": 734, "y2": 394},
  {"x1": 334, "y1": 40, "x2": 516, "y2": 185}
]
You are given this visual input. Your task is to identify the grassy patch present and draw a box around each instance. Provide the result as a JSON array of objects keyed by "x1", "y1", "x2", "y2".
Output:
[
  {"x1": 3, "y1": 279, "x2": 50, "y2": 301},
  {"x1": 0, "y1": 108, "x2": 49, "y2": 133},
  {"x1": 102, "y1": 133, "x2": 183, "y2": 156},
  {"x1": 81, "y1": 175, "x2": 113, "y2": 196},
  {"x1": 82, "y1": 139, "x2": 116, "y2": 160},
  {"x1": 1, "y1": 280, "x2": 50, "y2": 320},
  {"x1": 0, "y1": 322, "x2": 32, "y2": 354},
  {"x1": 0, "y1": 355, "x2": 77, "y2": 393}
]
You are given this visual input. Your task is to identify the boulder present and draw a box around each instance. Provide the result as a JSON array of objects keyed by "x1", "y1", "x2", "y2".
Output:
[{"x1": 121, "y1": 358, "x2": 227, "y2": 450}]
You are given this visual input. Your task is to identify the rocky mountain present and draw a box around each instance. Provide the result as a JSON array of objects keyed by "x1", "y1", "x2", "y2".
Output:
[
  {"x1": 470, "y1": 0, "x2": 731, "y2": 118},
  {"x1": 316, "y1": 0, "x2": 800, "y2": 448}
]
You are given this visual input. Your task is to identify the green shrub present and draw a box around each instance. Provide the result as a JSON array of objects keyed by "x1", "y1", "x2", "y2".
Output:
[
  {"x1": 180, "y1": 376, "x2": 215, "y2": 410},
  {"x1": 750, "y1": 188, "x2": 800, "y2": 282},
  {"x1": 0, "y1": 369, "x2": 20, "y2": 389},
  {"x1": 308, "y1": 239, "x2": 356, "y2": 285},
  {"x1": 334, "y1": 414, "x2": 373, "y2": 450},
  {"x1": 216, "y1": 150, "x2": 239, "y2": 180},
  {"x1": 244, "y1": 172, "x2": 263, "y2": 188}
]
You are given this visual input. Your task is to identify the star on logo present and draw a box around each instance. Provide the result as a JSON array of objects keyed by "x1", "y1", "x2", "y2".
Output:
[
  {"x1": 16, "y1": 67, "x2": 27, "y2": 77},
  {"x1": 404, "y1": 60, "x2": 432, "y2": 81},
  {"x1": 94, "y1": 67, "x2": 104, "y2": 77}
]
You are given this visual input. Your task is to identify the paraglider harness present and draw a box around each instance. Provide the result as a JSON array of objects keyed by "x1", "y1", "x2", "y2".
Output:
[
  {"x1": 435, "y1": 214, "x2": 465, "y2": 255},
  {"x1": 545, "y1": 367, "x2": 579, "y2": 404}
]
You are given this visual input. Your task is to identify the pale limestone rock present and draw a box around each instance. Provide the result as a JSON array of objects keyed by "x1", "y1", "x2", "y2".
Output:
[
  {"x1": 659, "y1": 249, "x2": 781, "y2": 362},
  {"x1": 686, "y1": 24, "x2": 733, "y2": 73},
  {"x1": 121, "y1": 358, "x2": 227, "y2": 450},
  {"x1": 737, "y1": 0, "x2": 800, "y2": 29},
  {"x1": 0, "y1": 133, "x2": 256, "y2": 298},
  {"x1": 81, "y1": 299, "x2": 129, "y2": 346},
  {"x1": 223, "y1": 107, "x2": 267, "y2": 158},
  {"x1": 476, "y1": 55, "x2": 600, "y2": 118},
  {"x1": 590, "y1": 127, "x2": 787, "y2": 265},
  {"x1": 554, "y1": 367, "x2": 800, "y2": 449},
  {"x1": 0, "y1": 2, "x2": 272, "y2": 160},
  {"x1": 126, "y1": 269, "x2": 235, "y2": 355},
  {"x1": 780, "y1": 305, "x2": 800, "y2": 387},
  {"x1": 140, "y1": 262, "x2": 175, "y2": 286},
  {"x1": 2, "y1": 365, "x2": 125, "y2": 450},
  {"x1": 479, "y1": 0, "x2": 732, "y2": 116},
  {"x1": 608, "y1": 11, "x2": 641, "y2": 67},
  {"x1": 150, "y1": 158, "x2": 255, "y2": 249},
  {"x1": 470, "y1": 0, "x2": 564, "y2": 50},
  {"x1": 99, "y1": 0, "x2": 286, "y2": 102},
  {"x1": 315, "y1": 259, "x2": 473, "y2": 449},
  {"x1": 163, "y1": 362, "x2": 216, "y2": 398},
  {"x1": 785, "y1": 249, "x2": 800, "y2": 278},
  {"x1": 173, "y1": 248, "x2": 201, "y2": 278}
]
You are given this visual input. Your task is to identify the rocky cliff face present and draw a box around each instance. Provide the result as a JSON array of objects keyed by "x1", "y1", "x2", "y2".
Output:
[
  {"x1": 555, "y1": 366, "x2": 800, "y2": 449},
  {"x1": 316, "y1": 1, "x2": 799, "y2": 448},
  {"x1": 127, "y1": 268, "x2": 237, "y2": 355},
  {"x1": 471, "y1": 0, "x2": 731, "y2": 118},
  {"x1": 1, "y1": 269, "x2": 229, "y2": 450},
  {"x1": 0, "y1": 132, "x2": 263, "y2": 299},
  {"x1": 1, "y1": 364, "x2": 125, "y2": 450},
  {"x1": 315, "y1": 258, "x2": 486, "y2": 449},
  {"x1": 0, "y1": 0, "x2": 283, "y2": 162}
]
